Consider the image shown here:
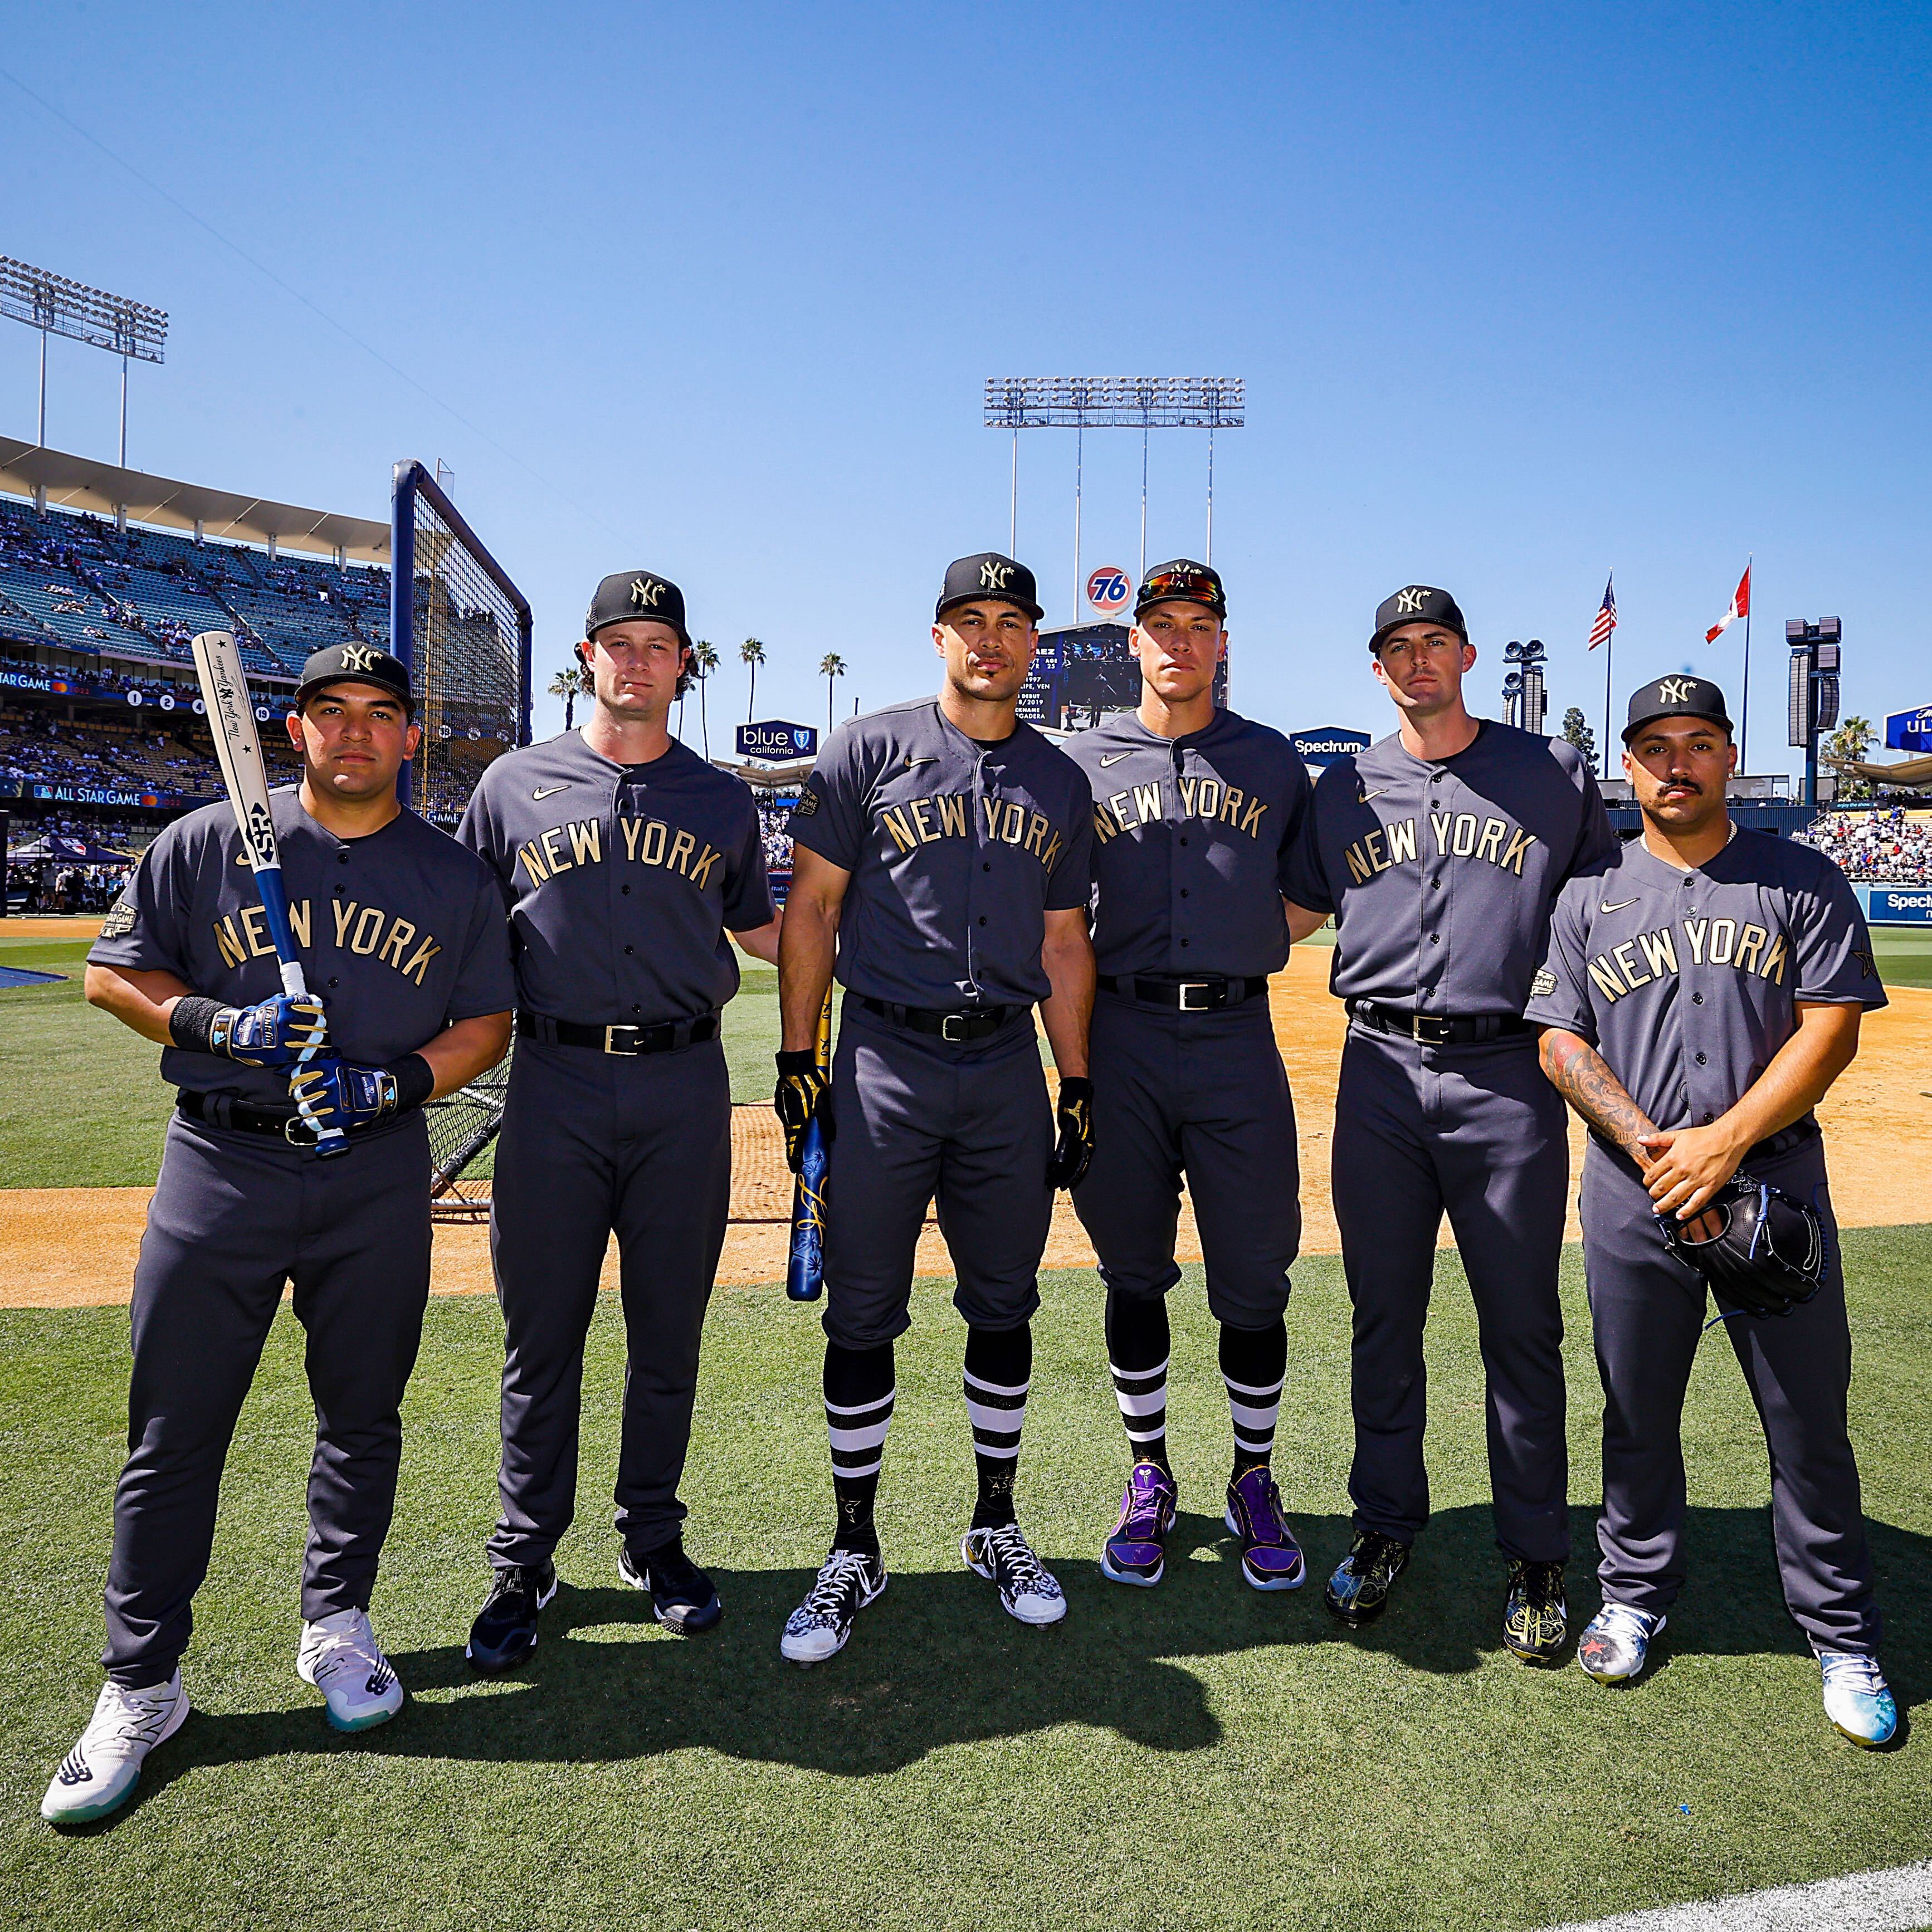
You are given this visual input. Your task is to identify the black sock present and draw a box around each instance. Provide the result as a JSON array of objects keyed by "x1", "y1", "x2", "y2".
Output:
[
  {"x1": 1220, "y1": 1316, "x2": 1287, "y2": 1484},
  {"x1": 824, "y1": 1340, "x2": 894, "y2": 1555},
  {"x1": 1105, "y1": 1288, "x2": 1172, "y2": 1473},
  {"x1": 964, "y1": 1323, "x2": 1032, "y2": 1530}
]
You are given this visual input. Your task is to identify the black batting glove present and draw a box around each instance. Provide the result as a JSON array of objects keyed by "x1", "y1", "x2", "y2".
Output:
[
  {"x1": 774, "y1": 1050, "x2": 833, "y2": 1173},
  {"x1": 1046, "y1": 1076, "x2": 1094, "y2": 1190}
]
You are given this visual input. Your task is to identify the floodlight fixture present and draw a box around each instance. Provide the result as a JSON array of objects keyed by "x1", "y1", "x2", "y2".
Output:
[{"x1": 1, "y1": 256, "x2": 168, "y2": 462}]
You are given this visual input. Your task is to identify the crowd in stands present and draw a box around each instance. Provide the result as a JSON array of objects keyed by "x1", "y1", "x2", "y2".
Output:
[
  {"x1": 0, "y1": 704, "x2": 301, "y2": 802},
  {"x1": 0, "y1": 499, "x2": 389, "y2": 687},
  {"x1": 1801, "y1": 807, "x2": 1932, "y2": 885}
]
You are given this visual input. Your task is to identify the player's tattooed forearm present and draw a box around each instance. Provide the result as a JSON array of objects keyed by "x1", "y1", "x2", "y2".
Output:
[{"x1": 1539, "y1": 1031, "x2": 1656, "y2": 1159}]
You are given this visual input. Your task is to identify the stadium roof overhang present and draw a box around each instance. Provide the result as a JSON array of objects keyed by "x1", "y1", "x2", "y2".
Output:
[
  {"x1": 0, "y1": 438, "x2": 389, "y2": 564},
  {"x1": 711, "y1": 756, "x2": 816, "y2": 788}
]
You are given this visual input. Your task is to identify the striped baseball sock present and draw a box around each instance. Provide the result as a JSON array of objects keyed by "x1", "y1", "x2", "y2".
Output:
[
  {"x1": 964, "y1": 1323, "x2": 1032, "y2": 1530},
  {"x1": 1220, "y1": 1317, "x2": 1287, "y2": 1481},
  {"x1": 824, "y1": 1340, "x2": 895, "y2": 1556},
  {"x1": 1105, "y1": 1287, "x2": 1172, "y2": 1474}
]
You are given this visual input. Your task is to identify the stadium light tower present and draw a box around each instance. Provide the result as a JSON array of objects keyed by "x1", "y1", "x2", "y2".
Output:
[
  {"x1": 1787, "y1": 616, "x2": 1843, "y2": 808},
  {"x1": 0, "y1": 256, "x2": 168, "y2": 464},
  {"x1": 1502, "y1": 638, "x2": 1548, "y2": 734},
  {"x1": 985, "y1": 378, "x2": 1243, "y2": 618}
]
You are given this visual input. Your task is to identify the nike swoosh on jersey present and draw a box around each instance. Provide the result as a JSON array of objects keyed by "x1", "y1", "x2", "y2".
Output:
[
  {"x1": 1599, "y1": 897, "x2": 1640, "y2": 913},
  {"x1": 903, "y1": 755, "x2": 938, "y2": 768},
  {"x1": 531, "y1": 785, "x2": 570, "y2": 799},
  {"x1": 1359, "y1": 788, "x2": 1387, "y2": 802},
  {"x1": 1098, "y1": 752, "x2": 1133, "y2": 768}
]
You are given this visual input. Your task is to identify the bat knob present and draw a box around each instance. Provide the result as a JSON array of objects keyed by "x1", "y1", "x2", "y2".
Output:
[{"x1": 315, "y1": 1133, "x2": 354, "y2": 1162}]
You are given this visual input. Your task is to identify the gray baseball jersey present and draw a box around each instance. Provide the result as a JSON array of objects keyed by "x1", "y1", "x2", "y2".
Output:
[
  {"x1": 1523, "y1": 828, "x2": 1887, "y2": 1124},
  {"x1": 89, "y1": 787, "x2": 515, "y2": 1106},
  {"x1": 1284, "y1": 720, "x2": 1615, "y2": 1015},
  {"x1": 1060, "y1": 707, "x2": 1311, "y2": 977},
  {"x1": 457, "y1": 730, "x2": 773, "y2": 1024},
  {"x1": 789, "y1": 696, "x2": 1093, "y2": 1008}
]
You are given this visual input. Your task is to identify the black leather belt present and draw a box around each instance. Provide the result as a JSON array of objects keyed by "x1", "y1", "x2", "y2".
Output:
[
  {"x1": 175, "y1": 1087, "x2": 383, "y2": 1146},
  {"x1": 855, "y1": 995, "x2": 1024, "y2": 1043},
  {"x1": 1348, "y1": 999, "x2": 1531, "y2": 1046},
  {"x1": 1099, "y1": 973, "x2": 1269, "y2": 1012},
  {"x1": 517, "y1": 1011, "x2": 720, "y2": 1055}
]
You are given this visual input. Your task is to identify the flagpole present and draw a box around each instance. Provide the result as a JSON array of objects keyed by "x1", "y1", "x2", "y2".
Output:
[
  {"x1": 1602, "y1": 623, "x2": 1613, "y2": 781},
  {"x1": 1738, "y1": 553, "x2": 1753, "y2": 775}
]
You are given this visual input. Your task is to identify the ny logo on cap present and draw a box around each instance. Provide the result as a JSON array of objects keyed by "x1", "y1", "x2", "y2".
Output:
[
  {"x1": 631, "y1": 577, "x2": 664, "y2": 609},
  {"x1": 979, "y1": 559, "x2": 1013, "y2": 591},
  {"x1": 1394, "y1": 586, "x2": 1430, "y2": 615},
  {"x1": 339, "y1": 645, "x2": 379, "y2": 672},
  {"x1": 1656, "y1": 676, "x2": 1694, "y2": 705}
]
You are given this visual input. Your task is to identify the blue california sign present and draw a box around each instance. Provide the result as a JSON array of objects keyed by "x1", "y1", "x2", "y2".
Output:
[
  {"x1": 736, "y1": 720, "x2": 819, "y2": 762},
  {"x1": 1885, "y1": 706, "x2": 1932, "y2": 754}
]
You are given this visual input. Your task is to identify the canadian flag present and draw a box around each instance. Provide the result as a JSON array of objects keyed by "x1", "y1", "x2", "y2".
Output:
[{"x1": 1706, "y1": 563, "x2": 1750, "y2": 643}]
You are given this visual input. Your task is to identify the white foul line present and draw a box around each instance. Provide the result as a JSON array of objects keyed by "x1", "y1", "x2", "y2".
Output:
[{"x1": 1544, "y1": 1860, "x2": 1932, "y2": 1932}]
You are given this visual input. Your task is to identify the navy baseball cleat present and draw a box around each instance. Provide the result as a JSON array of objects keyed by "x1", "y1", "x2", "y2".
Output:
[
  {"x1": 466, "y1": 1562, "x2": 558, "y2": 1674},
  {"x1": 782, "y1": 1546, "x2": 888, "y2": 1665},
  {"x1": 619, "y1": 1535, "x2": 723, "y2": 1634},
  {"x1": 1223, "y1": 1467, "x2": 1305, "y2": 1591},
  {"x1": 40, "y1": 1673, "x2": 188, "y2": 1826},
  {"x1": 1100, "y1": 1461, "x2": 1179, "y2": 1587},
  {"x1": 1324, "y1": 1529, "x2": 1411, "y2": 1626},
  {"x1": 1501, "y1": 1560, "x2": 1568, "y2": 1663}
]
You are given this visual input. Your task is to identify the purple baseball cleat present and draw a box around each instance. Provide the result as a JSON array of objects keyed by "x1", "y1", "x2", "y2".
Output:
[
  {"x1": 1224, "y1": 1467, "x2": 1305, "y2": 1592},
  {"x1": 1100, "y1": 1461, "x2": 1178, "y2": 1587}
]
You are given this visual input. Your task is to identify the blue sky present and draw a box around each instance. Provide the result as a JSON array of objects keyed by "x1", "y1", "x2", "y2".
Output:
[{"x1": 4, "y1": 2, "x2": 1927, "y2": 774}]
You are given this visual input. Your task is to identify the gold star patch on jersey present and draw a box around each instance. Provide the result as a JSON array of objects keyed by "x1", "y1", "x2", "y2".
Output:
[{"x1": 1853, "y1": 947, "x2": 1877, "y2": 980}]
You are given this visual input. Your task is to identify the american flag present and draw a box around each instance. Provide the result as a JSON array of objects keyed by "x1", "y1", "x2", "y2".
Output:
[{"x1": 1588, "y1": 575, "x2": 1617, "y2": 650}]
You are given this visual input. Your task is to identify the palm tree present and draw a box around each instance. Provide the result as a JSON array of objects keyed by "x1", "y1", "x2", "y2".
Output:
[
  {"x1": 691, "y1": 640, "x2": 719, "y2": 757},
  {"x1": 819, "y1": 652, "x2": 846, "y2": 732},
  {"x1": 740, "y1": 637, "x2": 766, "y2": 723},
  {"x1": 546, "y1": 665, "x2": 582, "y2": 733}
]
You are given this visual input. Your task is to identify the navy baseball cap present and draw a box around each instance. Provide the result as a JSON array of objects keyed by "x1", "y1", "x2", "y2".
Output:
[
  {"x1": 1135, "y1": 558, "x2": 1226, "y2": 621},
  {"x1": 1623, "y1": 674, "x2": 1733, "y2": 742},
  {"x1": 294, "y1": 642, "x2": 414, "y2": 715},
  {"x1": 585, "y1": 570, "x2": 691, "y2": 648},
  {"x1": 1370, "y1": 584, "x2": 1468, "y2": 653},
  {"x1": 935, "y1": 552, "x2": 1043, "y2": 623}
]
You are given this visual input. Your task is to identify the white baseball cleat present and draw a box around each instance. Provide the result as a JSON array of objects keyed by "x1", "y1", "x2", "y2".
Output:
[
  {"x1": 41, "y1": 1672, "x2": 189, "y2": 1825},
  {"x1": 297, "y1": 1608, "x2": 405, "y2": 1731},
  {"x1": 1819, "y1": 1650, "x2": 1898, "y2": 1748}
]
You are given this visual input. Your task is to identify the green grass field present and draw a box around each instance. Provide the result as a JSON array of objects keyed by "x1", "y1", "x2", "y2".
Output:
[
  {"x1": 2, "y1": 1237, "x2": 1929, "y2": 1929},
  {"x1": 3, "y1": 923, "x2": 1930, "y2": 1929}
]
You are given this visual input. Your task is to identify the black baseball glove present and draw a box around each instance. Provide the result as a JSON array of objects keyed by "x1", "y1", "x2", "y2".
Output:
[
  {"x1": 1657, "y1": 1172, "x2": 1824, "y2": 1319},
  {"x1": 774, "y1": 1050, "x2": 833, "y2": 1173},
  {"x1": 1046, "y1": 1076, "x2": 1095, "y2": 1191}
]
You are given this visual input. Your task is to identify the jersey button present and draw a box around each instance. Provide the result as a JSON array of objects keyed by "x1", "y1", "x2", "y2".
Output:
[
  {"x1": 625, "y1": 944, "x2": 635, "y2": 955},
  {"x1": 622, "y1": 884, "x2": 631, "y2": 895},
  {"x1": 1179, "y1": 837, "x2": 1188, "y2": 847},
  {"x1": 1180, "y1": 888, "x2": 1189, "y2": 899},
  {"x1": 978, "y1": 916, "x2": 987, "y2": 926},
  {"x1": 1429, "y1": 933, "x2": 1440, "y2": 944},
  {"x1": 328, "y1": 977, "x2": 339, "y2": 989},
  {"x1": 1694, "y1": 1051, "x2": 1707, "y2": 1065},
  {"x1": 983, "y1": 862, "x2": 992, "y2": 872},
  {"x1": 1431, "y1": 879, "x2": 1441, "y2": 890},
  {"x1": 1691, "y1": 991, "x2": 1704, "y2": 1004},
  {"x1": 1180, "y1": 938, "x2": 1191, "y2": 948}
]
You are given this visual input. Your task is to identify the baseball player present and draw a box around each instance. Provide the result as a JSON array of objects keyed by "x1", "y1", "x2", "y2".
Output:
[
  {"x1": 1525, "y1": 675, "x2": 1895, "y2": 1744},
  {"x1": 42, "y1": 643, "x2": 515, "y2": 1826},
  {"x1": 1057, "y1": 560, "x2": 1313, "y2": 1592},
  {"x1": 773, "y1": 552, "x2": 1095, "y2": 1663},
  {"x1": 1281, "y1": 585, "x2": 1616, "y2": 1660},
  {"x1": 457, "y1": 570, "x2": 778, "y2": 1672}
]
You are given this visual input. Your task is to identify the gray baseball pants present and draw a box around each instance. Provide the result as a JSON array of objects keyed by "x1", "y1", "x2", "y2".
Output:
[
  {"x1": 487, "y1": 1035, "x2": 730, "y2": 1566},
  {"x1": 821, "y1": 999, "x2": 1053, "y2": 1350},
  {"x1": 104, "y1": 1110, "x2": 432, "y2": 1686},
  {"x1": 1580, "y1": 1136, "x2": 1879, "y2": 1653},
  {"x1": 1330, "y1": 1023, "x2": 1570, "y2": 1562},
  {"x1": 1071, "y1": 990, "x2": 1300, "y2": 1326}
]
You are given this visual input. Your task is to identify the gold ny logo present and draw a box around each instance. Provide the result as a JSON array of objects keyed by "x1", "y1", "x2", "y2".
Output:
[
  {"x1": 1657, "y1": 677, "x2": 1694, "y2": 705},
  {"x1": 979, "y1": 560, "x2": 1013, "y2": 591},
  {"x1": 631, "y1": 577, "x2": 664, "y2": 609},
  {"x1": 339, "y1": 645, "x2": 379, "y2": 672},
  {"x1": 1394, "y1": 586, "x2": 1430, "y2": 614}
]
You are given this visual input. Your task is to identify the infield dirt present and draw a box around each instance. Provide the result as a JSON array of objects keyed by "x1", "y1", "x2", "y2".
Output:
[{"x1": 5, "y1": 947, "x2": 1927, "y2": 1309}]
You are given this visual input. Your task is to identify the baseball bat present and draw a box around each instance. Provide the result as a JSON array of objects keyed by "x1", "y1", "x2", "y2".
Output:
[
  {"x1": 189, "y1": 631, "x2": 348, "y2": 1159},
  {"x1": 784, "y1": 984, "x2": 833, "y2": 1302}
]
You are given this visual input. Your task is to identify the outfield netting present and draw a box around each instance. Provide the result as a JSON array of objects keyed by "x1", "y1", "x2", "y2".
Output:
[{"x1": 391, "y1": 460, "x2": 530, "y2": 827}]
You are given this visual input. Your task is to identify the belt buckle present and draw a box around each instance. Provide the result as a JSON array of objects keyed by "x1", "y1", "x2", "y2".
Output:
[
  {"x1": 282, "y1": 1113, "x2": 318, "y2": 1146},
  {"x1": 1411, "y1": 1012, "x2": 1451, "y2": 1046},
  {"x1": 941, "y1": 1012, "x2": 969, "y2": 1043},
  {"x1": 604, "y1": 1024, "x2": 642, "y2": 1055},
  {"x1": 1178, "y1": 980, "x2": 1214, "y2": 1012}
]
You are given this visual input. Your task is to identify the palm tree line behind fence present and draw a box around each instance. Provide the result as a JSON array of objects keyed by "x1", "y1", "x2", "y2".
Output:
[
  {"x1": 741, "y1": 637, "x2": 766, "y2": 725},
  {"x1": 819, "y1": 653, "x2": 846, "y2": 731}
]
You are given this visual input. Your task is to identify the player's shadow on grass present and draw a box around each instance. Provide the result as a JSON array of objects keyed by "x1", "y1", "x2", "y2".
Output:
[{"x1": 115, "y1": 1503, "x2": 1932, "y2": 1804}]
